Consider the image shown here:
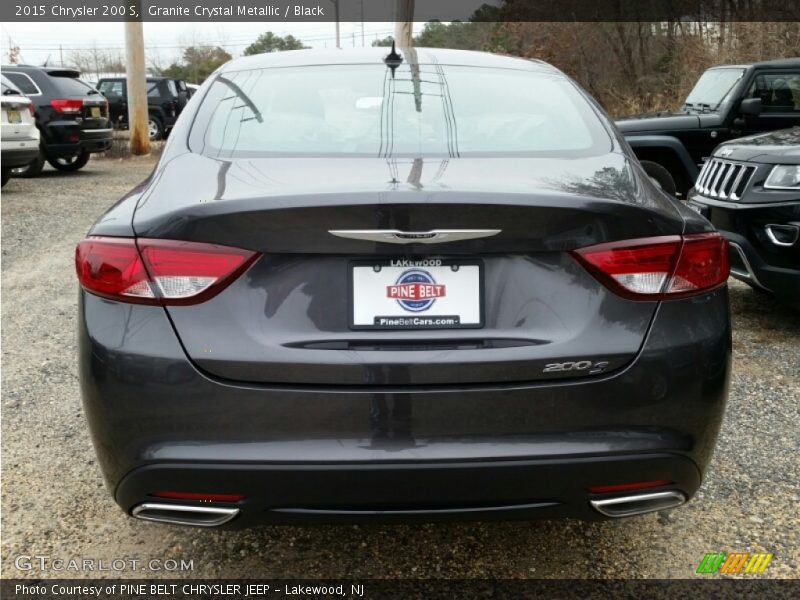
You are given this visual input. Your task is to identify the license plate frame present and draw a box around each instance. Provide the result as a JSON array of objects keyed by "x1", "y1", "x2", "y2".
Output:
[
  {"x1": 90, "y1": 106, "x2": 101, "y2": 118},
  {"x1": 6, "y1": 109, "x2": 21, "y2": 124},
  {"x1": 349, "y1": 258, "x2": 485, "y2": 330}
]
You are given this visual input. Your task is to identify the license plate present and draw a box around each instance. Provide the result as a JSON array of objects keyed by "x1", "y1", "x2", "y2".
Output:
[
  {"x1": 90, "y1": 106, "x2": 101, "y2": 118},
  {"x1": 6, "y1": 110, "x2": 21, "y2": 123},
  {"x1": 350, "y1": 259, "x2": 483, "y2": 329}
]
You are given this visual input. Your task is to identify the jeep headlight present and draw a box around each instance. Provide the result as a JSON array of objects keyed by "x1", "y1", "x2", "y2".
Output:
[{"x1": 764, "y1": 165, "x2": 800, "y2": 189}]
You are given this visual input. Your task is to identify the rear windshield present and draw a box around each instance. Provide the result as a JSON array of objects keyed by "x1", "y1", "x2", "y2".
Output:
[
  {"x1": 1, "y1": 76, "x2": 21, "y2": 95},
  {"x1": 189, "y1": 64, "x2": 611, "y2": 158},
  {"x1": 3, "y1": 72, "x2": 40, "y2": 95},
  {"x1": 49, "y1": 74, "x2": 96, "y2": 96}
]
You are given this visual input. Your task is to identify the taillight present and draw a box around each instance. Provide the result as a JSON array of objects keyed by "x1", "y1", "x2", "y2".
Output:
[
  {"x1": 75, "y1": 237, "x2": 258, "y2": 305},
  {"x1": 50, "y1": 98, "x2": 83, "y2": 115},
  {"x1": 572, "y1": 233, "x2": 729, "y2": 300},
  {"x1": 27, "y1": 102, "x2": 34, "y2": 117}
]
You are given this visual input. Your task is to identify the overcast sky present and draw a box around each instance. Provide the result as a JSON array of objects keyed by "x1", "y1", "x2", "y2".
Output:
[{"x1": 1, "y1": 21, "x2": 403, "y2": 67}]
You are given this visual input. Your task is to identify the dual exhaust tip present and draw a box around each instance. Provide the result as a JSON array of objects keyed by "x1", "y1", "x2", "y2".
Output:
[
  {"x1": 130, "y1": 490, "x2": 686, "y2": 527},
  {"x1": 131, "y1": 503, "x2": 239, "y2": 527},
  {"x1": 590, "y1": 490, "x2": 686, "y2": 518}
]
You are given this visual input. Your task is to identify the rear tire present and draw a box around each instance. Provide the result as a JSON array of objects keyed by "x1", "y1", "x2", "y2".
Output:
[
  {"x1": 148, "y1": 117, "x2": 164, "y2": 141},
  {"x1": 1, "y1": 169, "x2": 10, "y2": 187},
  {"x1": 13, "y1": 148, "x2": 45, "y2": 178},
  {"x1": 640, "y1": 160, "x2": 678, "y2": 197},
  {"x1": 47, "y1": 151, "x2": 91, "y2": 172}
]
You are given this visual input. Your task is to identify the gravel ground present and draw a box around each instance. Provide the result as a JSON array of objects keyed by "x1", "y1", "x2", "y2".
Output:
[{"x1": 1, "y1": 158, "x2": 798, "y2": 580}]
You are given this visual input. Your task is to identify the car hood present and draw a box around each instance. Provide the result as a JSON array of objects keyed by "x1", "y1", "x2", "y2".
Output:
[
  {"x1": 713, "y1": 127, "x2": 800, "y2": 164},
  {"x1": 615, "y1": 111, "x2": 702, "y2": 134}
]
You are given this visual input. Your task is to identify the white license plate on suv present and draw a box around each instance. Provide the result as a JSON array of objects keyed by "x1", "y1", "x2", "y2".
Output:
[{"x1": 350, "y1": 259, "x2": 483, "y2": 329}]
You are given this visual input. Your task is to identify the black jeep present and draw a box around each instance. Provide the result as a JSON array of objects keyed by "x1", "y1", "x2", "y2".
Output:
[
  {"x1": 96, "y1": 76, "x2": 190, "y2": 141},
  {"x1": 617, "y1": 58, "x2": 800, "y2": 196},
  {"x1": 686, "y1": 127, "x2": 800, "y2": 305}
]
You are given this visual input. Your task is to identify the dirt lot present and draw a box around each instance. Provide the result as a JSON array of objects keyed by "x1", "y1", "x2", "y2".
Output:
[{"x1": 1, "y1": 158, "x2": 798, "y2": 579}]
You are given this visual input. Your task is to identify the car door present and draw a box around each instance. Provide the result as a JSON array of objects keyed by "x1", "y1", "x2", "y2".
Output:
[
  {"x1": 97, "y1": 79, "x2": 127, "y2": 125},
  {"x1": 739, "y1": 70, "x2": 800, "y2": 135}
]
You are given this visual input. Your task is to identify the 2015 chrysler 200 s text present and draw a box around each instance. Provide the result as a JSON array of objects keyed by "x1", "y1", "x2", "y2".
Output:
[{"x1": 76, "y1": 48, "x2": 731, "y2": 528}]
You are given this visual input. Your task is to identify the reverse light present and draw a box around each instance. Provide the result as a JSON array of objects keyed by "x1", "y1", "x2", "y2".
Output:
[
  {"x1": 572, "y1": 233, "x2": 729, "y2": 300},
  {"x1": 75, "y1": 237, "x2": 258, "y2": 305},
  {"x1": 50, "y1": 98, "x2": 83, "y2": 115}
]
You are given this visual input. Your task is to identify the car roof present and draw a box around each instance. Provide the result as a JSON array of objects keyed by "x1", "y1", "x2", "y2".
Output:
[
  {"x1": 221, "y1": 47, "x2": 558, "y2": 74},
  {"x1": 2, "y1": 64, "x2": 81, "y2": 77},
  {"x1": 98, "y1": 75, "x2": 169, "y2": 81},
  {"x1": 708, "y1": 57, "x2": 800, "y2": 70}
]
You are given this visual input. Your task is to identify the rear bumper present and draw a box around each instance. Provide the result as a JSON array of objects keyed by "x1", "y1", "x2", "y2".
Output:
[
  {"x1": 42, "y1": 122, "x2": 113, "y2": 157},
  {"x1": 79, "y1": 286, "x2": 731, "y2": 526},
  {"x1": 1, "y1": 142, "x2": 39, "y2": 168},
  {"x1": 118, "y1": 455, "x2": 699, "y2": 527}
]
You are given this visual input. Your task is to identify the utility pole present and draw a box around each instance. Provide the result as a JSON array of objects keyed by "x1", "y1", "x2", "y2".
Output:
[
  {"x1": 125, "y1": 11, "x2": 150, "y2": 155},
  {"x1": 394, "y1": 0, "x2": 414, "y2": 48},
  {"x1": 331, "y1": 0, "x2": 340, "y2": 48},
  {"x1": 360, "y1": 0, "x2": 365, "y2": 47}
]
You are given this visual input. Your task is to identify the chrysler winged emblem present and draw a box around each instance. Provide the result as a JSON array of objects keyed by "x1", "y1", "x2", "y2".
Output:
[{"x1": 328, "y1": 229, "x2": 501, "y2": 244}]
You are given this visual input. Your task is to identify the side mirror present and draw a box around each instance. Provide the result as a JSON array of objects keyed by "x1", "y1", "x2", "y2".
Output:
[{"x1": 740, "y1": 97, "x2": 762, "y2": 117}]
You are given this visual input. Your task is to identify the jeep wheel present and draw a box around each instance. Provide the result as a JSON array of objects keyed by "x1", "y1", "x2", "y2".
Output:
[
  {"x1": 640, "y1": 160, "x2": 678, "y2": 197},
  {"x1": 148, "y1": 117, "x2": 164, "y2": 141},
  {"x1": 47, "y1": 151, "x2": 91, "y2": 172}
]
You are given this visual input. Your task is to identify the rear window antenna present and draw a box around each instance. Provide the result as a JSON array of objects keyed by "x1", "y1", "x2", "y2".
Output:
[{"x1": 383, "y1": 41, "x2": 403, "y2": 78}]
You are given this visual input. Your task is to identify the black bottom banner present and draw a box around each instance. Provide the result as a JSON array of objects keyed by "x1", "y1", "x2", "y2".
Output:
[{"x1": 2, "y1": 579, "x2": 799, "y2": 600}]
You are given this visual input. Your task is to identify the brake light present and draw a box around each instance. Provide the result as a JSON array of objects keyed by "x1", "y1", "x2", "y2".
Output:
[
  {"x1": 75, "y1": 237, "x2": 258, "y2": 305},
  {"x1": 27, "y1": 102, "x2": 34, "y2": 117},
  {"x1": 572, "y1": 233, "x2": 729, "y2": 300},
  {"x1": 50, "y1": 98, "x2": 83, "y2": 115}
]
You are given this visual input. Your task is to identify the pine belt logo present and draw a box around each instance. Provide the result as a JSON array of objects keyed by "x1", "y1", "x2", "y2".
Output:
[
  {"x1": 696, "y1": 552, "x2": 773, "y2": 575},
  {"x1": 387, "y1": 269, "x2": 446, "y2": 312}
]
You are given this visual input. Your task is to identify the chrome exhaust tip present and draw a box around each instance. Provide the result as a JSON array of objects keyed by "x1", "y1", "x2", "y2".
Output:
[
  {"x1": 590, "y1": 490, "x2": 686, "y2": 518},
  {"x1": 131, "y1": 503, "x2": 239, "y2": 527}
]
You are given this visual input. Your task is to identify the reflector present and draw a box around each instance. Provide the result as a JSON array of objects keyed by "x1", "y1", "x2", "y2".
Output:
[
  {"x1": 587, "y1": 480, "x2": 671, "y2": 494},
  {"x1": 150, "y1": 491, "x2": 244, "y2": 502}
]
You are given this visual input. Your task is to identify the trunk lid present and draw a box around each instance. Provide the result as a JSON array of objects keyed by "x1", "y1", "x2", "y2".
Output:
[{"x1": 132, "y1": 152, "x2": 684, "y2": 386}]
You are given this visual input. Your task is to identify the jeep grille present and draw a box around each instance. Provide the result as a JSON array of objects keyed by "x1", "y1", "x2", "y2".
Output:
[{"x1": 695, "y1": 158, "x2": 756, "y2": 200}]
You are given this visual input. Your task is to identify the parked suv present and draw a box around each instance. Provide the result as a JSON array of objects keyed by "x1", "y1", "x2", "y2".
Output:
[
  {"x1": 97, "y1": 76, "x2": 190, "y2": 141},
  {"x1": 1, "y1": 74, "x2": 39, "y2": 186},
  {"x1": 617, "y1": 58, "x2": 800, "y2": 196},
  {"x1": 2, "y1": 65, "x2": 112, "y2": 176},
  {"x1": 687, "y1": 127, "x2": 800, "y2": 304}
]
